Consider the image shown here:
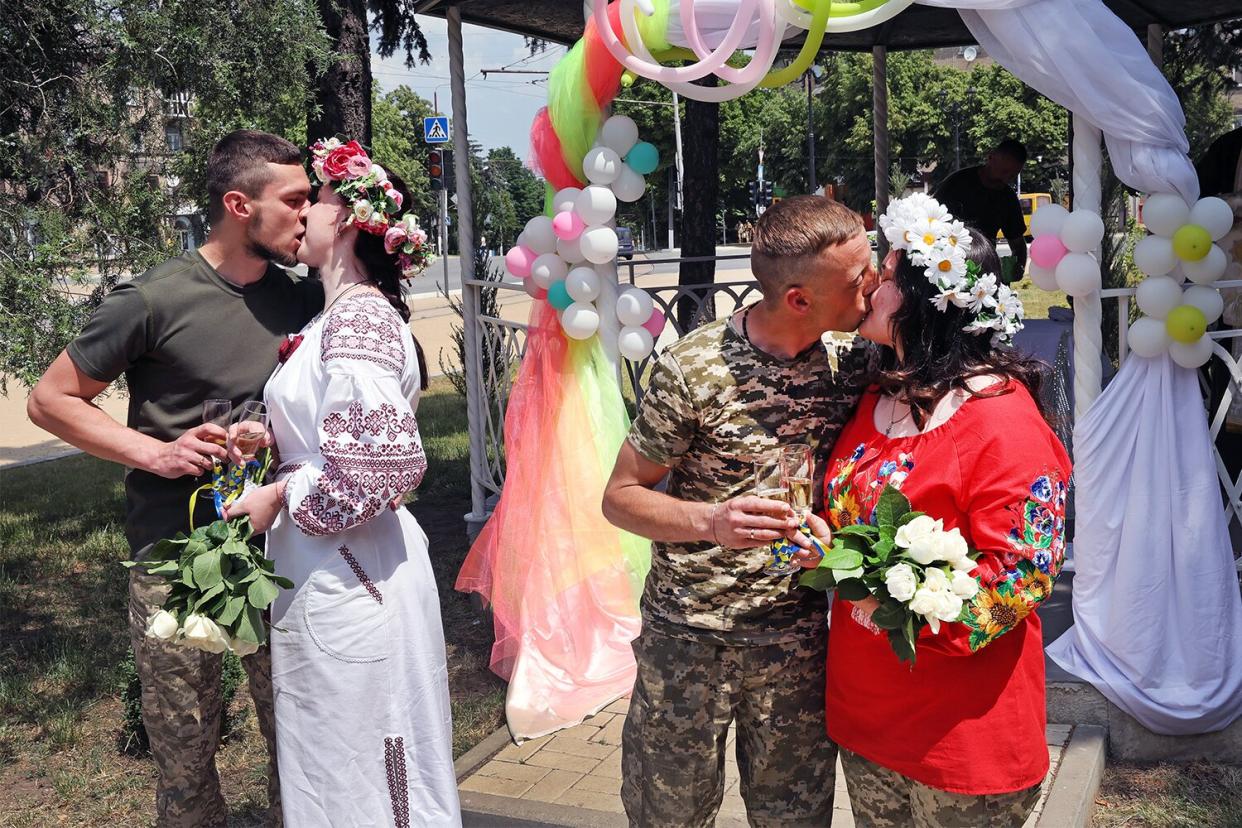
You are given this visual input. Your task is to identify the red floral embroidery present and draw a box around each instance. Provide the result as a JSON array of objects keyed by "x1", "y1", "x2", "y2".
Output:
[
  {"x1": 278, "y1": 334, "x2": 304, "y2": 364},
  {"x1": 338, "y1": 545, "x2": 383, "y2": 604},
  {"x1": 384, "y1": 736, "x2": 410, "y2": 828},
  {"x1": 321, "y1": 295, "x2": 405, "y2": 374}
]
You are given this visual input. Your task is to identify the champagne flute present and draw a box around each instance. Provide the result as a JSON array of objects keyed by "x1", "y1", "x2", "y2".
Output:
[
  {"x1": 781, "y1": 443, "x2": 814, "y2": 524},
  {"x1": 202, "y1": 399, "x2": 232, "y2": 474},
  {"x1": 754, "y1": 452, "x2": 798, "y2": 575},
  {"x1": 231, "y1": 401, "x2": 269, "y2": 464}
]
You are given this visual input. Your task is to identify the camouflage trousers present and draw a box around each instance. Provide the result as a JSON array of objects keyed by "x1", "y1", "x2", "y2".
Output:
[
  {"x1": 129, "y1": 567, "x2": 281, "y2": 827},
  {"x1": 840, "y1": 750, "x2": 1041, "y2": 828},
  {"x1": 621, "y1": 625, "x2": 836, "y2": 828}
]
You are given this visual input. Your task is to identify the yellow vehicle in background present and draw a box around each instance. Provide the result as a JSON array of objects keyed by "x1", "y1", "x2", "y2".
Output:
[{"x1": 1000, "y1": 193, "x2": 1053, "y2": 241}]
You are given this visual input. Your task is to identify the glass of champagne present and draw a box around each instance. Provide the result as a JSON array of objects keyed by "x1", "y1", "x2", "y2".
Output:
[
  {"x1": 202, "y1": 399, "x2": 232, "y2": 478},
  {"x1": 781, "y1": 443, "x2": 814, "y2": 526},
  {"x1": 231, "y1": 401, "x2": 269, "y2": 464},
  {"x1": 754, "y1": 452, "x2": 797, "y2": 575}
]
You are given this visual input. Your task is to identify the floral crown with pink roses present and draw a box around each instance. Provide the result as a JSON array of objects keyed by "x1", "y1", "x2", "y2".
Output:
[
  {"x1": 877, "y1": 193, "x2": 1024, "y2": 347},
  {"x1": 309, "y1": 137, "x2": 433, "y2": 280}
]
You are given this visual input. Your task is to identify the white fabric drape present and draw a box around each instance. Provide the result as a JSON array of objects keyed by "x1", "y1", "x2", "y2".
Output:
[
  {"x1": 915, "y1": 0, "x2": 1198, "y2": 202},
  {"x1": 1045, "y1": 355, "x2": 1242, "y2": 735}
]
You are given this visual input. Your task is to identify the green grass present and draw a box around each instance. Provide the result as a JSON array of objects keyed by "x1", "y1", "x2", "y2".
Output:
[
  {"x1": 1095, "y1": 761, "x2": 1242, "y2": 827},
  {"x1": 0, "y1": 378, "x2": 504, "y2": 825},
  {"x1": 1011, "y1": 276, "x2": 1070, "y2": 322}
]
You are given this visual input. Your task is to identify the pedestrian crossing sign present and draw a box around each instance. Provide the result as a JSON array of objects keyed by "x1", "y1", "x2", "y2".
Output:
[{"x1": 423, "y1": 116, "x2": 450, "y2": 144}]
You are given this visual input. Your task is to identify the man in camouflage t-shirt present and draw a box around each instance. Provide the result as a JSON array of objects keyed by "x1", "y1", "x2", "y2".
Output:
[{"x1": 603, "y1": 196, "x2": 878, "y2": 828}]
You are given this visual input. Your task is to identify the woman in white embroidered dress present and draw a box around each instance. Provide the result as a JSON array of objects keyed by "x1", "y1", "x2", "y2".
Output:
[{"x1": 225, "y1": 141, "x2": 460, "y2": 827}]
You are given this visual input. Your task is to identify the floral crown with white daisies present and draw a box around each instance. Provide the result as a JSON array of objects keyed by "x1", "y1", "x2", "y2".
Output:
[
  {"x1": 308, "y1": 137, "x2": 433, "y2": 280},
  {"x1": 877, "y1": 193, "x2": 1024, "y2": 347}
]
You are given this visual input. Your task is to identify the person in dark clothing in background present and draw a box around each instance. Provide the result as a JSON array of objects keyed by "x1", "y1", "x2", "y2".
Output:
[{"x1": 935, "y1": 139, "x2": 1029, "y2": 281}]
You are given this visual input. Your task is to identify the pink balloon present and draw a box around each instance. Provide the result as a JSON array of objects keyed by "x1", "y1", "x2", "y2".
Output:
[
  {"x1": 552, "y1": 210, "x2": 585, "y2": 241},
  {"x1": 522, "y1": 277, "x2": 547, "y2": 301},
  {"x1": 1030, "y1": 235, "x2": 1068, "y2": 270},
  {"x1": 642, "y1": 309, "x2": 667, "y2": 338},
  {"x1": 504, "y1": 245, "x2": 537, "y2": 279}
]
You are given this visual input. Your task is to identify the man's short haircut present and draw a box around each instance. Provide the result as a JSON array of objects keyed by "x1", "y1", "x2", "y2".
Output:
[
  {"x1": 993, "y1": 139, "x2": 1028, "y2": 165},
  {"x1": 751, "y1": 195, "x2": 865, "y2": 296},
  {"x1": 205, "y1": 130, "x2": 303, "y2": 223}
]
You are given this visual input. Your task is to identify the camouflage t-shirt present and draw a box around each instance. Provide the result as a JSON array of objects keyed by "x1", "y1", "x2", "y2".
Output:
[{"x1": 628, "y1": 313, "x2": 874, "y2": 644}]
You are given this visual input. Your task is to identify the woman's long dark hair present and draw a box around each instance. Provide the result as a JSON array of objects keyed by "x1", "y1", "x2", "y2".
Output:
[
  {"x1": 875, "y1": 227, "x2": 1050, "y2": 427},
  {"x1": 344, "y1": 169, "x2": 429, "y2": 389}
]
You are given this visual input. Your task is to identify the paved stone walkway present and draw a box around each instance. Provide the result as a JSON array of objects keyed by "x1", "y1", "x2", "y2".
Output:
[{"x1": 460, "y1": 699, "x2": 1072, "y2": 827}]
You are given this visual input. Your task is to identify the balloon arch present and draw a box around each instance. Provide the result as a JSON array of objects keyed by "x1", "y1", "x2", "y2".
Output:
[{"x1": 444, "y1": 0, "x2": 1242, "y2": 741}]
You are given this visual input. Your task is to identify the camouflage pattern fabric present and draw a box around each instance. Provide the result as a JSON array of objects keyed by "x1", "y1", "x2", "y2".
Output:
[
  {"x1": 840, "y1": 749, "x2": 1041, "y2": 828},
  {"x1": 621, "y1": 624, "x2": 836, "y2": 828},
  {"x1": 627, "y1": 314, "x2": 873, "y2": 641},
  {"x1": 128, "y1": 566, "x2": 281, "y2": 827}
]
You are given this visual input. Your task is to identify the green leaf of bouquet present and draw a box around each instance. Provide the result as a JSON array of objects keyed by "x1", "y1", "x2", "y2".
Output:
[
  {"x1": 256, "y1": 555, "x2": 276, "y2": 574},
  {"x1": 236, "y1": 605, "x2": 264, "y2": 645},
  {"x1": 889, "y1": 627, "x2": 917, "y2": 665},
  {"x1": 180, "y1": 566, "x2": 196, "y2": 588},
  {"x1": 797, "y1": 566, "x2": 837, "y2": 592},
  {"x1": 836, "y1": 578, "x2": 872, "y2": 602},
  {"x1": 235, "y1": 517, "x2": 254, "y2": 542},
  {"x1": 149, "y1": 538, "x2": 185, "y2": 560},
  {"x1": 192, "y1": 549, "x2": 223, "y2": 590},
  {"x1": 897, "y1": 510, "x2": 926, "y2": 527},
  {"x1": 871, "y1": 600, "x2": 908, "y2": 631},
  {"x1": 145, "y1": 560, "x2": 181, "y2": 577},
  {"x1": 193, "y1": 582, "x2": 225, "y2": 608},
  {"x1": 247, "y1": 576, "x2": 279, "y2": 610},
  {"x1": 874, "y1": 485, "x2": 912, "y2": 528},
  {"x1": 221, "y1": 540, "x2": 248, "y2": 559},
  {"x1": 271, "y1": 575, "x2": 295, "y2": 590},
  {"x1": 205, "y1": 521, "x2": 230, "y2": 545},
  {"x1": 190, "y1": 526, "x2": 209, "y2": 542},
  {"x1": 873, "y1": 537, "x2": 895, "y2": 562},
  {"x1": 184, "y1": 538, "x2": 209, "y2": 559},
  {"x1": 833, "y1": 524, "x2": 877, "y2": 538},
  {"x1": 821, "y1": 547, "x2": 864, "y2": 571},
  {"x1": 217, "y1": 595, "x2": 247, "y2": 627}
]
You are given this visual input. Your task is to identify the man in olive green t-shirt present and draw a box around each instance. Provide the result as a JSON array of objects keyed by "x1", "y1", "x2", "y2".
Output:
[{"x1": 29, "y1": 130, "x2": 322, "y2": 827}]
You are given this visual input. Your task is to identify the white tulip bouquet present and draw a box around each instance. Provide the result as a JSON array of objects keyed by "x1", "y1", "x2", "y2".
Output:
[{"x1": 800, "y1": 484, "x2": 980, "y2": 663}]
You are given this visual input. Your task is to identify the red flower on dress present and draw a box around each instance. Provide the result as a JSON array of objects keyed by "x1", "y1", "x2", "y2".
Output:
[{"x1": 278, "y1": 334, "x2": 304, "y2": 364}]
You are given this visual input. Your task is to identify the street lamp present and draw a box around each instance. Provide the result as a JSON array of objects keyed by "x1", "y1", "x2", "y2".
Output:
[{"x1": 939, "y1": 85, "x2": 975, "y2": 171}]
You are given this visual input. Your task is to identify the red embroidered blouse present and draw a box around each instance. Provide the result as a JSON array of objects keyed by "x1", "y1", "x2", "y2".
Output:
[{"x1": 819, "y1": 381, "x2": 1071, "y2": 795}]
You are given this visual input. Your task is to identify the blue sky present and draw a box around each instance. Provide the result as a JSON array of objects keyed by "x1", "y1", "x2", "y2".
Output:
[{"x1": 370, "y1": 16, "x2": 568, "y2": 160}]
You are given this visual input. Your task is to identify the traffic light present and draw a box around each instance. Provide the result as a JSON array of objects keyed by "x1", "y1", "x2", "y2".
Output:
[
  {"x1": 748, "y1": 180, "x2": 758, "y2": 204},
  {"x1": 428, "y1": 150, "x2": 444, "y2": 190},
  {"x1": 761, "y1": 181, "x2": 774, "y2": 206},
  {"x1": 443, "y1": 149, "x2": 455, "y2": 193}
]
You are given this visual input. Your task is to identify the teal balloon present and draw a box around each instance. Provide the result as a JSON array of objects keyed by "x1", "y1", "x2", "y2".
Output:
[
  {"x1": 547, "y1": 280, "x2": 574, "y2": 311},
  {"x1": 626, "y1": 142, "x2": 659, "y2": 175}
]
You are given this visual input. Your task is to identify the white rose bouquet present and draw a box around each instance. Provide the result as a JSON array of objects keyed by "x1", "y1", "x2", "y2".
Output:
[
  {"x1": 124, "y1": 449, "x2": 292, "y2": 655},
  {"x1": 800, "y1": 484, "x2": 980, "y2": 663}
]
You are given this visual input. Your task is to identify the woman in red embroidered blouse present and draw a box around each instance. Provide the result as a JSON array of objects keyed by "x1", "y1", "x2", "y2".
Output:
[{"x1": 811, "y1": 203, "x2": 1071, "y2": 826}]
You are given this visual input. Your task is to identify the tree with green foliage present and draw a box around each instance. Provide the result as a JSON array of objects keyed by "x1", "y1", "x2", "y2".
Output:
[{"x1": 1, "y1": 1, "x2": 331, "y2": 389}]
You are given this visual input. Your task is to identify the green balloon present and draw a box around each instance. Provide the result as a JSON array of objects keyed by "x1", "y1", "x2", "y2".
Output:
[
  {"x1": 1165, "y1": 304, "x2": 1207, "y2": 344},
  {"x1": 626, "y1": 142, "x2": 660, "y2": 175},
  {"x1": 1172, "y1": 224, "x2": 1212, "y2": 262},
  {"x1": 547, "y1": 280, "x2": 573, "y2": 311}
]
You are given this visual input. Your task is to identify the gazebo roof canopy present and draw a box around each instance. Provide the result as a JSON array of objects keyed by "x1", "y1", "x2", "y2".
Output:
[{"x1": 421, "y1": 0, "x2": 1240, "y2": 51}]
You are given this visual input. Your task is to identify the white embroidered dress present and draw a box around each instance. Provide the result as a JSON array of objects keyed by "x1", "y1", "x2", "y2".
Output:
[{"x1": 263, "y1": 292, "x2": 460, "y2": 827}]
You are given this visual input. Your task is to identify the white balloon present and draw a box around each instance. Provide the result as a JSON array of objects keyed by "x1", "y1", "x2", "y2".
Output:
[
  {"x1": 560, "y1": 302, "x2": 601, "y2": 340},
  {"x1": 1132, "y1": 235, "x2": 1178, "y2": 277},
  {"x1": 552, "y1": 187, "x2": 582, "y2": 215},
  {"x1": 1060, "y1": 210, "x2": 1105, "y2": 253},
  {"x1": 1169, "y1": 335, "x2": 1214, "y2": 369},
  {"x1": 575, "y1": 186, "x2": 617, "y2": 227},
  {"x1": 599, "y1": 115, "x2": 640, "y2": 157},
  {"x1": 529, "y1": 253, "x2": 567, "y2": 290},
  {"x1": 616, "y1": 288, "x2": 655, "y2": 327},
  {"x1": 565, "y1": 266, "x2": 603, "y2": 303},
  {"x1": 523, "y1": 215, "x2": 558, "y2": 254},
  {"x1": 1142, "y1": 193, "x2": 1190, "y2": 237},
  {"x1": 580, "y1": 225, "x2": 619, "y2": 264},
  {"x1": 1135, "y1": 276, "x2": 1184, "y2": 320},
  {"x1": 1183, "y1": 285, "x2": 1225, "y2": 325},
  {"x1": 1028, "y1": 263, "x2": 1060, "y2": 291},
  {"x1": 1127, "y1": 316, "x2": 1172, "y2": 358},
  {"x1": 516, "y1": 230, "x2": 529, "y2": 249},
  {"x1": 610, "y1": 165, "x2": 647, "y2": 203},
  {"x1": 618, "y1": 325, "x2": 655, "y2": 361},
  {"x1": 1189, "y1": 196, "x2": 1234, "y2": 242},
  {"x1": 556, "y1": 234, "x2": 587, "y2": 264},
  {"x1": 1054, "y1": 253, "x2": 1100, "y2": 297},
  {"x1": 1029, "y1": 203, "x2": 1069, "y2": 238},
  {"x1": 1182, "y1": 244, "x2": 1227, "y2": 285},
  {"x1": 582, "y1": 146, "x2": 622, "y2": 186}
]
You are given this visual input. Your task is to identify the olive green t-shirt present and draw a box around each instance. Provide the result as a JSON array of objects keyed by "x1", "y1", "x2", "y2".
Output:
[{"x1": 67, "y1": 251, "x2": 322, "y2": 551}]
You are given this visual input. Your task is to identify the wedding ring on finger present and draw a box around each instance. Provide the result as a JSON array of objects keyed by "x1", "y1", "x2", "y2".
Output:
[{"x1": 748, "y1": 529, "x2": 756, "y2": 541}]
